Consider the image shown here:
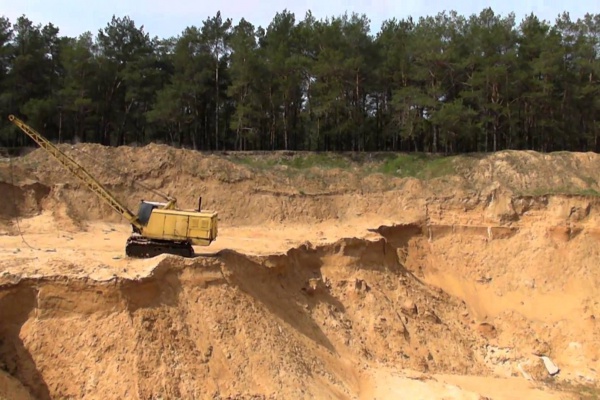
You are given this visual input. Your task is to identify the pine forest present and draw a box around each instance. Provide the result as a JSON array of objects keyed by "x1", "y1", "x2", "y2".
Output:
[{"x1": 0, "y1": 9, "x2": 599, "y2": 153}]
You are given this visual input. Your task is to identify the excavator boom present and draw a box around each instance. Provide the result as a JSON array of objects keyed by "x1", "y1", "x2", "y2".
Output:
[
  {"x1": 8, "y1": 115, "x2": 143, "y2": 231},
  {"x1": 8, "y1": 114, "x2": 218, "y2": 258}
]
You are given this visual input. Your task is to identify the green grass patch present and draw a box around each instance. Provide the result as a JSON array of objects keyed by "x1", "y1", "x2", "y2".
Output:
[
  {"x1": 285, "y1": 153, "x2": 352, "y2": 169},
  {"x1": 581, "y1": 176, "x2": 597, "y2": 186},
  {"x1": 229, "y1": 156, "x2": 279, "y2": 169},
  {"x1": 578, "y1": 188, "x2": 600, "y2": 196},
  {"x1": 229, "y1": 152, "x2": 461, "y2": 180},
  {"x1": 230, "y1": 153, "x2": 353, "y2": 171},
  {"x1": 376, "y1": 154, "x2": 457, "y2": 179},
  {"x1": 549, "y1": 381, "x2": 600, "y2": 400}
]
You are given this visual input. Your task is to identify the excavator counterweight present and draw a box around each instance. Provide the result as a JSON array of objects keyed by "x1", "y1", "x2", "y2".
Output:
[{"x1": 8, "y1": 114, "x2": 218, "y2": 258}]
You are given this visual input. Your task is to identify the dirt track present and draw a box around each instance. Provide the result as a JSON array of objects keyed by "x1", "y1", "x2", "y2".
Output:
[{"x1": 1, "y1": 145, "x2": 600, "y2": 399}]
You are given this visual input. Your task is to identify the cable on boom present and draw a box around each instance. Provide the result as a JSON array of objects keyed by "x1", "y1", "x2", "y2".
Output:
[
  {"x1": 1, "y1": 147, "x2": 40, "y2": 251},
  {"x1": 67, "y1": 146, "x2": 173, "y2": 202}
]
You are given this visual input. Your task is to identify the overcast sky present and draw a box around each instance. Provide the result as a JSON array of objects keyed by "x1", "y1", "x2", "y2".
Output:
[{"x1": 2, "y1": 0, "x2": 597, "y2": 38}]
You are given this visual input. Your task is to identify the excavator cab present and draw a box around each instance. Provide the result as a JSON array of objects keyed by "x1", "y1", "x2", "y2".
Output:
[
  {"x1": 136, "y1": 201, "x2": 166, "y2": 225},
  {"x1": 127, "y1": 199, "x2": 218, "y2": 257},
  {"x1": 133, "y1": 198, "x2": 217, "y2": 244}
]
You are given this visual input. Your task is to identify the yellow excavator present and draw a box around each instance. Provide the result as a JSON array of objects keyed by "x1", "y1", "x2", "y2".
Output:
[{"x1": 8, "y1": 114, "x2": 218, "y2": 258}]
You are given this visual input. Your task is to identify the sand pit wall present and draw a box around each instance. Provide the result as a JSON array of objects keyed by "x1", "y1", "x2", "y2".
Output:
[
  {"x1": 1, "y1": 218, "x2": 600, "y2": 398},
  {"x1": 4, "y1": 143, "x2": 600, "y2": 230},
  {"x1": 0, "y1": 230, "x2": 493, "y2": 400},
  {"x1": 0, "y1": 182, "x2": 50, "y2": 225}
]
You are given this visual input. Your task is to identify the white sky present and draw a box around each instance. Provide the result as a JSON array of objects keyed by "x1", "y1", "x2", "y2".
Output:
[{"x1": 1, "y1": 0, "x2": 597, "y2": 38}]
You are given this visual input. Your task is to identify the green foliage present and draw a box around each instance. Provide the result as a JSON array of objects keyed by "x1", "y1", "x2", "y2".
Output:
[
  {"x1": 0, "y1": 9, "x2": 599, "y2": 153},
  {"x1": 285, "y1": 153, "x2": 352, "y2": 169},
  {"x1": 549, "y1": 381, "x2": 600, "y2": 400},
  {"x1": 231, "y1": 153, "x2": 352, "y2": 170},
  {"x1": 377, "y1": 154, "x2": 457, "y2": 178},
  {"x1": 230, "y1": 151, "x2": 459, "y2": 182}
]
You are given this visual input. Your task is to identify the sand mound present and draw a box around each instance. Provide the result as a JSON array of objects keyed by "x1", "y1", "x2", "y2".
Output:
[{"x1": 3, "y1": 144, "x2": 599, "y2": 229}]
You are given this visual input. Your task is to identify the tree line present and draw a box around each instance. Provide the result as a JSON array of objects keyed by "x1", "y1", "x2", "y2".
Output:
[{"x1": 0, "y1": 9, "x2": 599, "y2": 153}]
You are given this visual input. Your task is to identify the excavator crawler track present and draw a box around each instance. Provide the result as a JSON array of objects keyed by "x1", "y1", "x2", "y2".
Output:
[{"x1": 125, "y1": 236, "x2": 194, "y2": 258}]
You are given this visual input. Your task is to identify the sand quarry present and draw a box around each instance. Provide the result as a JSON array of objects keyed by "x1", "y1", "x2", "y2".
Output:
[{"x1": 1, "y1": 144, "x2": 600, "y2": 399}]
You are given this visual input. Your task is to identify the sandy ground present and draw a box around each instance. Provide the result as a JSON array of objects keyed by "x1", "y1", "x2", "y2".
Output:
[
  {"x1": 1, "y1": 212, "x2": 389, "y2": 280},
  {"x1": 362, "y1": 368, "x2": 569, "y2": 400},
  {"x1": 0, "y1": 214, "x2": 580, "y2": 400},
  {"x1": 3, "y1": 146, "x2": 600, "y2": 399}
]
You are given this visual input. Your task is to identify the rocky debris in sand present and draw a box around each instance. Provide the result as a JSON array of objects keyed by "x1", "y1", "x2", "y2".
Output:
[
  {"x1": 531, "y1": 340, "x2": 551, "y2": 356},
  {"x1": 519, "y1": 356, "x2": 558, "y2": 381},
  {"x1": 421, "y1": 309, "x2": 442, "y2": 324},
  {"x1": 211, "y1": 392, "x2": 277, "y2": 400},
  {"x1": 521, "y1": 358, "x2": 549, "y2": 381},
  {"x1": 540, "y1": 356, "x2": 560, "y2": 376},
  {"x1": 476, "y1": 323, "x2": 498, "y2": 339},
  {"x1": 522, "y1": 278, "x2": 536, "y2": 289},
  {"x1": 575, "y1": 371, "x2": 597, "y2": 384},
  {"x1": 401, "y1": 300, "x2": 418, "y2": 316},
  {"x1": 404, "y1": 371, "x2": 432, "y2": 381},
  {"x1": 302, "y1": 277, "x2": 324, "y2": 294},
  {"x1": 354, "y1": 278, "x2": 369, "y2": 292},
  {"x1": 482, "y1": 345, "x2": 519, "y2": 377},
  {"x1": 517, "y1": 362, "x2": 533, "y2": 381}
]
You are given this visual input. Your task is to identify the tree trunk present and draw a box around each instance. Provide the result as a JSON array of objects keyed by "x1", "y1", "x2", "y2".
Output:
[
  {"x1": 215, "y1": 64, "x2": 219, "y2": 151},
  {"x1": 58, "y1": 110, "x2": 62, "y2": 144},
  {"x1": 118, "y1": 100, "x2": 134, "y2": 146},
  {"x1": 283, "y1": 105, "x2": 288, "y2": 150}
]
